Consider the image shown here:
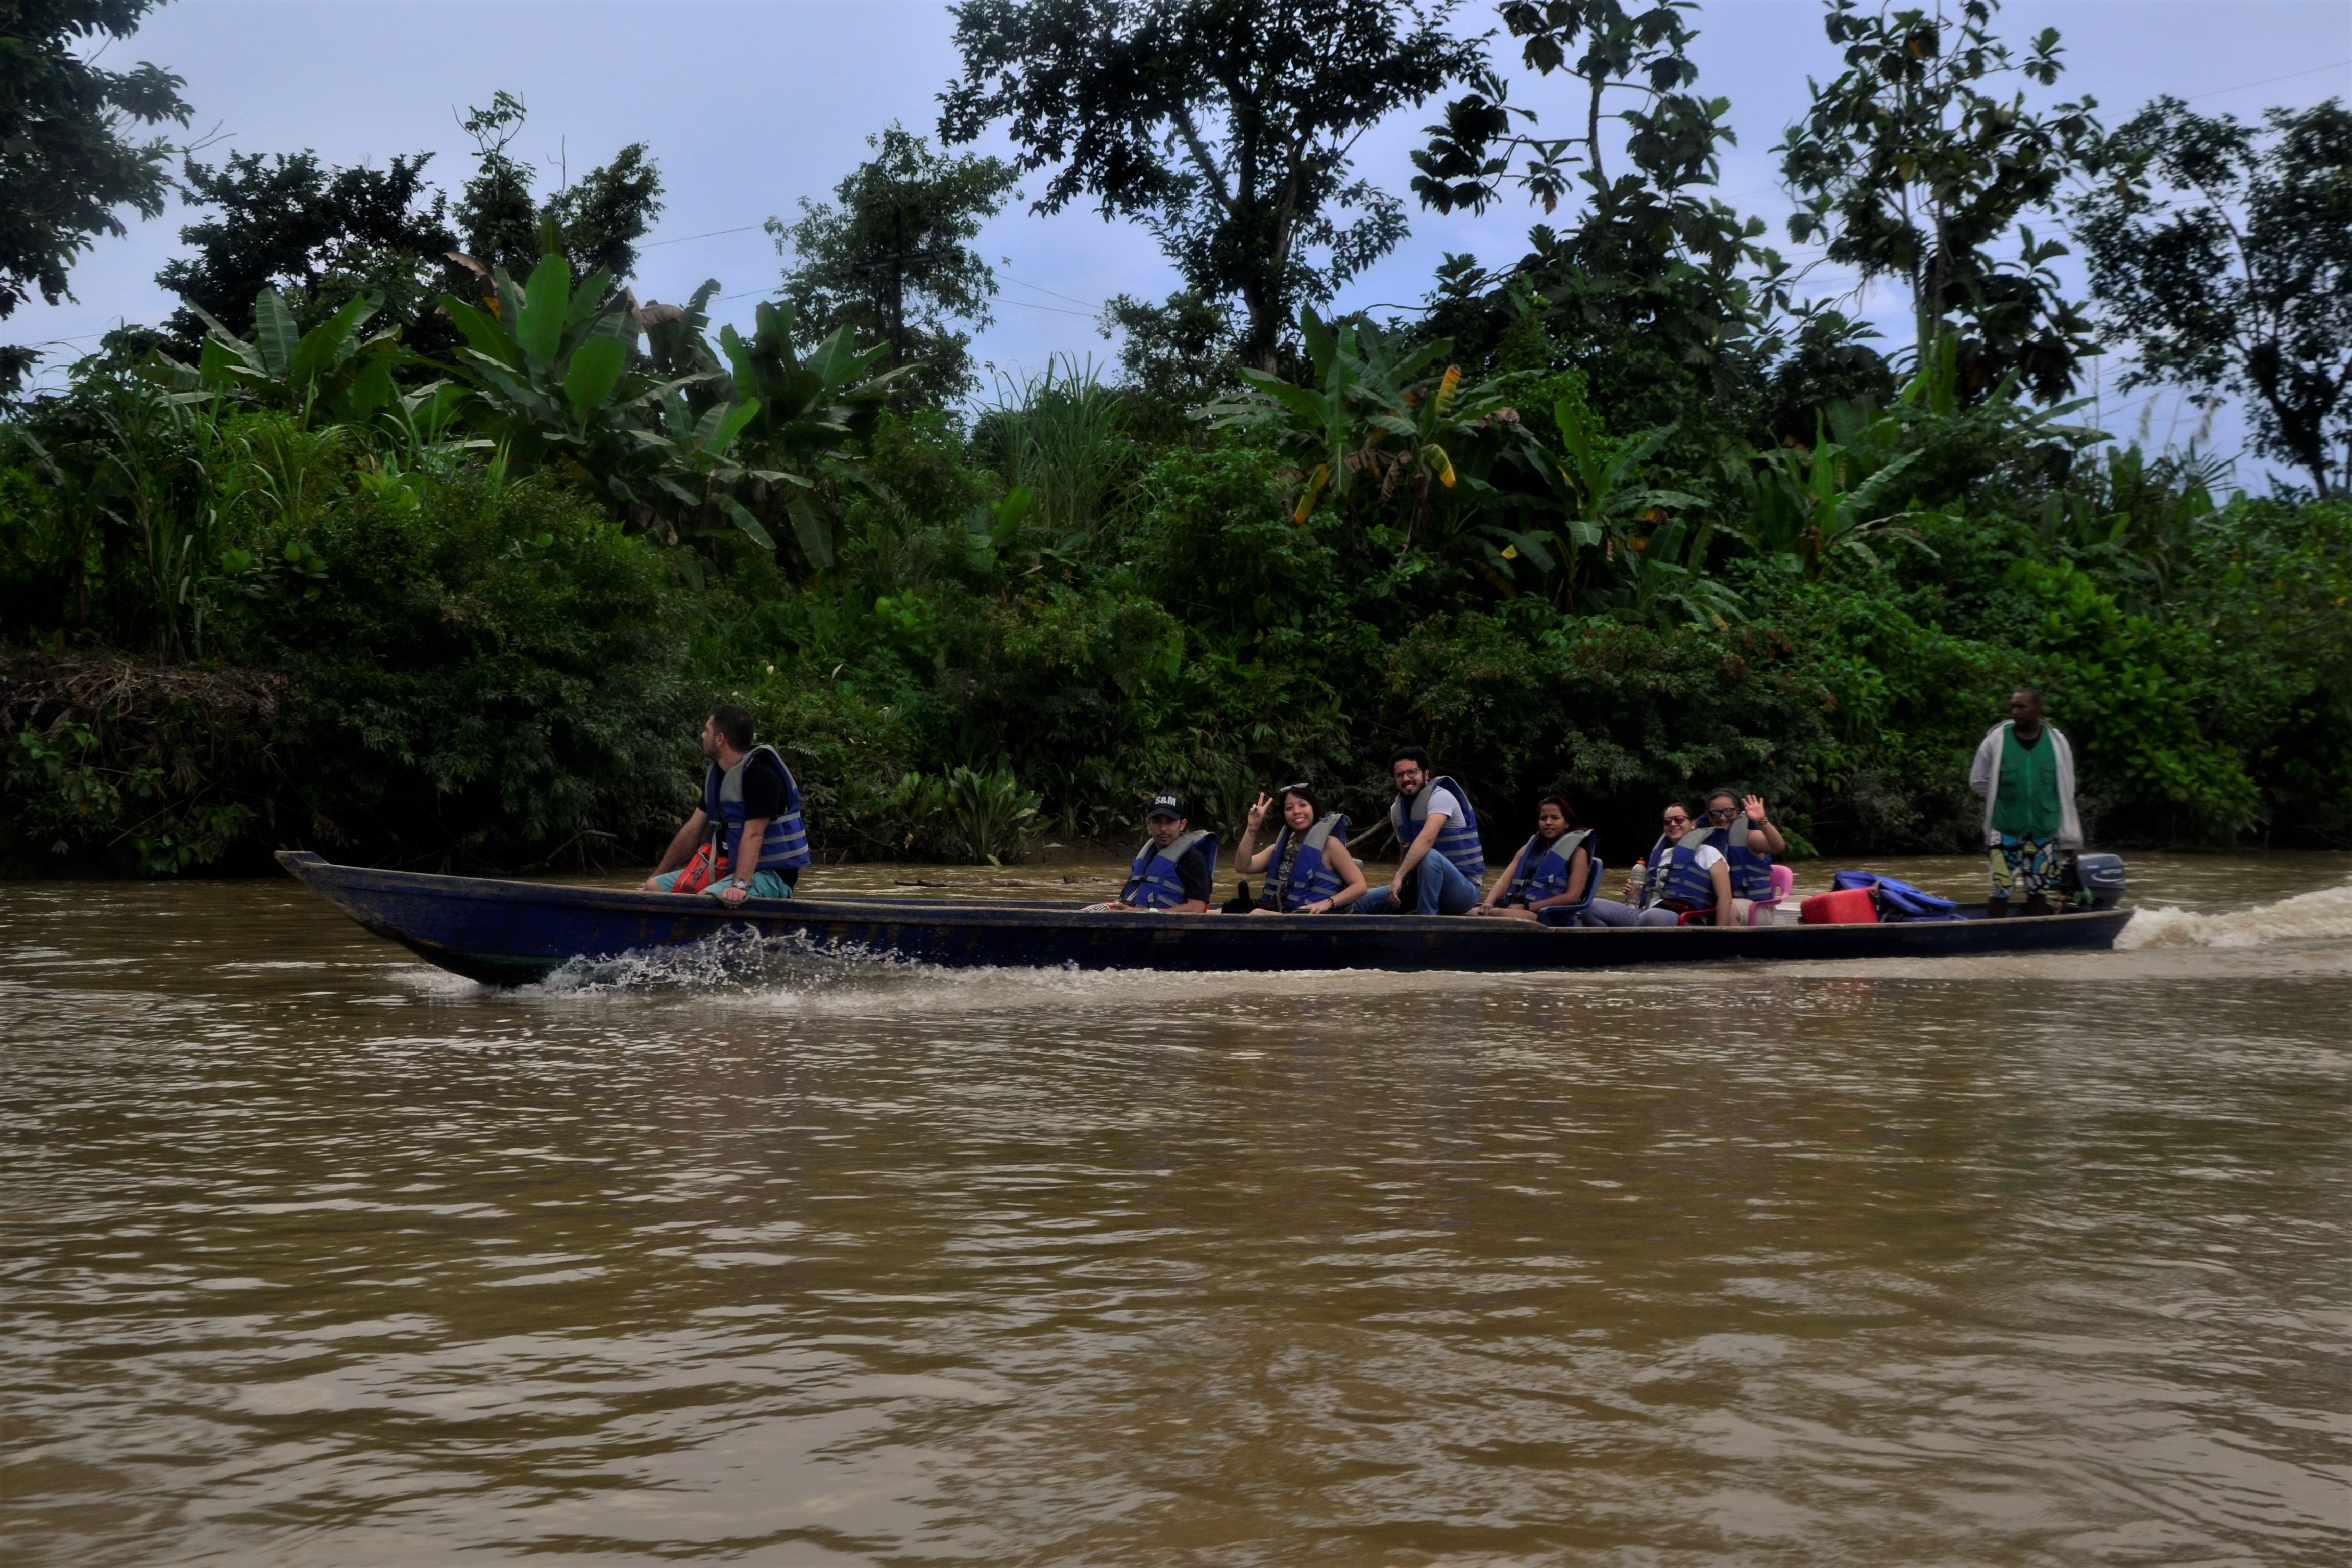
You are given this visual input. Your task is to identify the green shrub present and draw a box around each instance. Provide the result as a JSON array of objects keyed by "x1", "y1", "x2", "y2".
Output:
[{"x1": 252, "y1": 473, "x2": 700, "y2": 870}]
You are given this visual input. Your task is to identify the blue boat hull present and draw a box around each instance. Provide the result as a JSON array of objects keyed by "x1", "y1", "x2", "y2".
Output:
[{"x1": 277, "y1": 852, "x2": 2135, "y2": 986}]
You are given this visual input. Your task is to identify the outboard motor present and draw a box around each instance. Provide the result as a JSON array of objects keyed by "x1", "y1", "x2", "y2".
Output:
[{"x1": 2062, "y1": 852, "x2": 2127, "y2": 909}]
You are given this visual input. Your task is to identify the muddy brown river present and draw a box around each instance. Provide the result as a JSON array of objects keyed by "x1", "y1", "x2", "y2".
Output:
[{"x1": 3, "y1": 853, "x2": 2348, "y2": 1564}]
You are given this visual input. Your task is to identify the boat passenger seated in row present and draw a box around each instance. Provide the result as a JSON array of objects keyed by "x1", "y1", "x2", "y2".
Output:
[
  {"x1": 1232, "y1": 783, "x2": 1370, "y2": 915},
  {"x1": 1472, "y1": 796, "x2": 1595, "y2": 922},
  {"x1": 1700, "y1": 788, "x2": 1785, "y2": 923},
  {"x1": 1580, "y1": 802, "x2": 1735, "y2": 927},
  {"x1": 1087, "y1": 792, "x2": 1216, "y2": 913},
  {"x1": 1353, "y1": 748, "x2": 1486, "y2": 916},
  {"x1": 643, "y1": 705, "x2": 810, "y2": 905}
]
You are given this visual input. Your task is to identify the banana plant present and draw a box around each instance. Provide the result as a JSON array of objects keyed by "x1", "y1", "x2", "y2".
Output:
[
  {"x1": 1203, "y1": 308, "x2": 1513, "y2": 535},
  {"x1": 1731, "y1": 421, "x2": 1929, "y2": 579},
  {"x1": 440, "y1": 254, "x2": 650, "y2": 478},
  {"x1": 148, "y1": 288, "x2": 406, "y2": 429},
  {"x1": 1518, "y1": 398, "x2": 1701, "y2": 550},
  {"x1": 710, "y1": 300, "x2": 901, "y2": 569}
]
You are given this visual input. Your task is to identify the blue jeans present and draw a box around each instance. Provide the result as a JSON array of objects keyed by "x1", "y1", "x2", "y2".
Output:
[{"x1": 1353, "y1": 852, "x2": 1481, "y2": 915}]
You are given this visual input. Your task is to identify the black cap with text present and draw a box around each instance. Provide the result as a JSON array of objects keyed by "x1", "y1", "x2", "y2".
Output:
[{"x1": 1146, "y1": 793, "x2": 1185, "y2": 820}]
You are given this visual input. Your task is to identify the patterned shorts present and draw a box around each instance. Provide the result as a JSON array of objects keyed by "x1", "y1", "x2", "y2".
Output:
[{"x1": 1988, "y1": 835, "x2": 2057, "y2": 901}]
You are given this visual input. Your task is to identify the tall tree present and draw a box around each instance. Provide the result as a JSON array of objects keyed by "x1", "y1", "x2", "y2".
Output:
[
  {"x1": 2073, "y1": 97, "x2": 2352, "y2": 496},
  {"x1": 1411, "y1": 2, "x2": 1778, "y2": 420},
  {"x1": 769, "y1": 125, "x2": 1017, "y2": 406},
  {"x1": 939, "y1": 0, "x2": 1483, "y2": 371},
  {"x1": 1097, "y1": 288, "x2": 1237, "y2": 406},
  {"x1": 451, "y1": 93, "x2": 664, "y2": 285},
  {"x1": 1776, "y1": 0, "x2": 2100, "y2": 402},
  {"x1": 0, "y1": 0, "x2": 190, "y2": 389},
  {"x1": 155, "y1": 151, "x2": 454, "y2": 348}
]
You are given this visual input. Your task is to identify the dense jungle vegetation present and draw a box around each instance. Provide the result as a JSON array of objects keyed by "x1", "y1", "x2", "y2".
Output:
[{"x1": 4, "y1": 0, "x2": 2349, "y2": 876}]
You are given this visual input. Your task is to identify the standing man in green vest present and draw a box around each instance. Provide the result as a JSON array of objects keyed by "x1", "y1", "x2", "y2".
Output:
[{"x1": 1968, "y1": 687, "x2": 2083, "y2": 916}]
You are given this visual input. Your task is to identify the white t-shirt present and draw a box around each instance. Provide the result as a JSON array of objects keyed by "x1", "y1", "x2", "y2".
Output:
[
  {"x1": 1416, "y1": 786, "x2": 1461, "y2": 826},
  {"x1": 1637, "y1": 841, "x2": 1721, "y2": 906}
]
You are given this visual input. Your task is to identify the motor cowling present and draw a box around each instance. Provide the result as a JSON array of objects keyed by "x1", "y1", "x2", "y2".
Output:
[{"x1": 2065, "y1": 852, "x2": 2127, "y2": 909}]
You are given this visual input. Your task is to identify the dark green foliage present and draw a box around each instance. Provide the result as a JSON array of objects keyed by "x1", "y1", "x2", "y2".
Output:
[
  {"x1": 6, "y1": 2, "x2": 2350, "y2": 878},
  {"x1": 1777, "y1": 0, "x2": 2100, "y2": 398},
  {"x1": 451, "y1": 93, "x2": 665, "y2": 284},
  {"x1": 0, "y1": 655, "x2": 280, "y2": 875},
  {"x1": 2073, "y1": 97, "x2": 2352, "y2": 494},
  {"x1": 261, "y1": 474, "x2": 696, "y2": 869},
  {"x1": 0, "y1": 412, "x2": 700, "y2": 873},
  {"x1": 0, "y1": 0, "x2": 191, "y2": 390},
  {"x1": 1384, "y1": 611, "x2": 1836, "y2": 841},
  {"x1": 772, "y1": 125, "x2": 1018, "y2": 406},
  {"x1": 155, "y1": 150, "x2": 454, "y2": 353},
  {"x1": 941, "y1": 0, "x2": 1485, "y2": 369},
  {"x1": 1098, "y1": 290, "x2": 1240, "y2": 413}
]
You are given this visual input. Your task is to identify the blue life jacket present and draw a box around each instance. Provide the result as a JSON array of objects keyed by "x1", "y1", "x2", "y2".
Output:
[
  {"x1": 1507, "y1": 828, "x2": 1592, "y2": 905},
  {"x1": 1830, "y1": 871, "x2": 1961, "y2": 921},
  {"x1": 1122, "y1": 829, "x2": 1217, "y2": 909},
  {"x1": 1719, "y1": 822, "x2": 1774, "y2": 900},
  {"x1": 703, "y1": 745, "x2": 810, "y2": 872},
  {"x1": 1389, "y1": 774, "x2": 1485, "y2": 879},
  {"x1": 1646, "y1": 826, "x2": 1722, "y2": 911},
  {"x1": 1260, "y1": 814, "x2": 1349, "y2": 912}
]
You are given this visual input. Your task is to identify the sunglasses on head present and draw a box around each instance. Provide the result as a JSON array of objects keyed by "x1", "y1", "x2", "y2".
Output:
[{"x1": 1280, "y1": 782, "x2": 1312, "y2": 795}]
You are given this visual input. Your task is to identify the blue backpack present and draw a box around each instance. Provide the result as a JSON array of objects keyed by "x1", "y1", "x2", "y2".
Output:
[{"x1": 1830, "y1": 871, "x2": 1963, "y2": 922}]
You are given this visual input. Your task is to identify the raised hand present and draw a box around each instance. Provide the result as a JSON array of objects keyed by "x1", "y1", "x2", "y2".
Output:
[
  {"x1": 1743, "y1": 793, "x2": 1767, "y2": 822},
  {"x1": 1245, "y1": 792, "x2": 1272, "y2": 830}
]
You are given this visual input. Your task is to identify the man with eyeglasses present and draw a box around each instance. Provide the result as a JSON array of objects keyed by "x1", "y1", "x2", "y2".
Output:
[
  {"x1": 1353, "y1": 748, "x2": 1486, "y2": 916},
  {"x1": 1577, "y1": 802, "x2": 1734, "y2": 927}
]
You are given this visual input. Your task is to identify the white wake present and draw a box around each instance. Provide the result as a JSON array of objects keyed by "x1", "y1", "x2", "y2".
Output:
[{"x1": 2119, "y1": 878, "x2": 2352, "y2": 950}]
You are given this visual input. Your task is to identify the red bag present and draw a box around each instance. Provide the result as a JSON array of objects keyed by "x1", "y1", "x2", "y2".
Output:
[
  {"x1": 1800, "y1": 887, "x2": 1879, "y2": 925},
  {"x1": 669, "y1": 844, "x2": 729, "y2": 895}
]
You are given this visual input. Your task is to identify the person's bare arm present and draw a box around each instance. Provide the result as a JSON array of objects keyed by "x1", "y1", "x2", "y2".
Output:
[
  {"x1": 1316, "y1": 840, "x2": 1370, "y2": 913},
  {"x1": 1743, "y1": 794, "x2": 1786, "y2": 856},
  {"x1": 1389, "y1": 811, "x2": 1447, "y2": 898},
  {"x1": 644, "y1": 810, "x2": 710, "y2": 890},
  {"x1": 1530, "y1": 847, "x2": 1590, "y2": 910},
  {"x1": 712, "y1": 818, "x2": 768, "y2": 905},
  {"x1": 1472, "y1": 845, "x2": 1525, "y2": 914},
  {"x1": 1234, "y1": 794, "x2": 1275, "y2": 874},
  {"x1": 1709, "y1": 856, "x2": 1735, "y2": 924}
]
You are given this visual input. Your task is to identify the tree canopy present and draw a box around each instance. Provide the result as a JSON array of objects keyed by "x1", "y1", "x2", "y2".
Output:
[
  {"x1": 2074, "y1": 96, "x2": 2352, "y2": 495},
  {"x1": 771, "y1": 125, "x2": 1018, "y2": 406},
  {"x1": 451, "y1": 92, "x2": 664, "y2": 284},
  {"x1": 939, "y1": 0, "x2": 1484, "y2": 370},
  {"x1": 1777, "y1": 0, "x2": 2099, "y2": 402},
  {"x1": 0, "y1": 0, "x2": 190, "y2": 389},
  {"x1": 155, "y1": 150, "x2": 453, "y2": 348}
]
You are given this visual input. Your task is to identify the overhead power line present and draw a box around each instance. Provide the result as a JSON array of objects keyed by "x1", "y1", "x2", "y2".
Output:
[
  {"x1": 1001, "y1": 274, "x2": 1103, "y2": 310},
  {"x1": 642, "y1": 224, "x2": 762, "y2": 249},
  {"x1": 2185, "y1": 60, "x2": 2351, "y2": 102}
]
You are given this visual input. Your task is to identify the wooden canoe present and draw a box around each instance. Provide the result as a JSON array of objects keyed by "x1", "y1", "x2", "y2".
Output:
[{"x1": 277, "y1": 851, "x2": 2135, "y2": 986}]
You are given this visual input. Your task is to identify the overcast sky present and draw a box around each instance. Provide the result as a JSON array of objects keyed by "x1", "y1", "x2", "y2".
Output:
[{"x1": 18, "y1": 0, "x2": 2351, "y2": 483}]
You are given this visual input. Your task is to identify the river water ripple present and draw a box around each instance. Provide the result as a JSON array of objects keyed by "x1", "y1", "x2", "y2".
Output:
[{"x1": 2, "y1": 853, "x2": 2348, "y2": 1564}]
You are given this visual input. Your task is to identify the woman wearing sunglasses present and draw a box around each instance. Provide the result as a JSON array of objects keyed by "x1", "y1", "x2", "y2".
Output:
[
  {"x1": 1232, "y1": 783, "x2": 1369, "y2": 915},
  {"x1": 1578, "y1": 802, "x2": 1733, "y2": 927}
]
